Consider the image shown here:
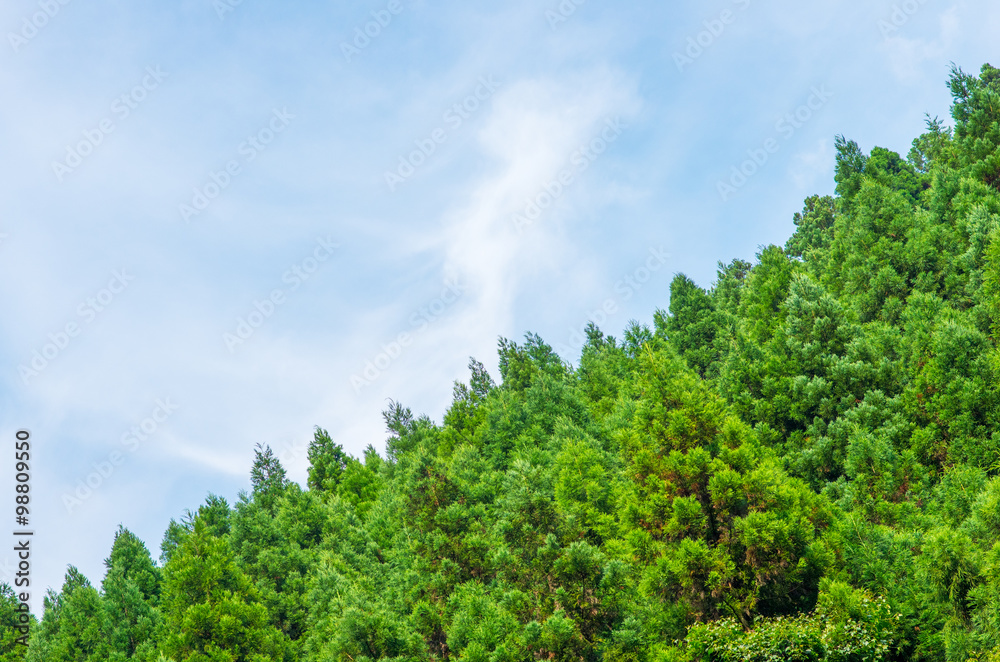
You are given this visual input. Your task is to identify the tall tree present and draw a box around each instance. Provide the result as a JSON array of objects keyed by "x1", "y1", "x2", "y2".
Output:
[{"x1": 101, "y1": 527, "x2": 163, "y2": 661}]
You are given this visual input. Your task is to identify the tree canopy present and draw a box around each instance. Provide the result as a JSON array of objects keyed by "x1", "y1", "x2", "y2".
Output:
[{"x1": 8, "y1": 62, "x2": 1000, "y2": 662}]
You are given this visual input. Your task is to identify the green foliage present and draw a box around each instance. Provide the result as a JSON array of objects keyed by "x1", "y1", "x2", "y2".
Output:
[
  {"x1": 949, "y1": 64, "x2": 1000, "y2": 190},
  {"x1": 250, "y1": 443, "x2": 289, "y2": 513},
  {"x1": 307, "y1": 427, "x2": 350, "y2": 493},
  {"x1": 786, "y1": 195, "x2": 837, "y2": 262},
  {"x1": 908, "y1": 115, "x2": 956, "y2": 174},
  {"x1": 159, "y1": 516, "x2": 288, "y2": 662},
  {"x1": 659, "y1": 275, "x2": 718, "y2": 377},
  {"x1": 677, "y1": 581, "x2": 900, "y2": 662},
  {"x1": 26, "y1": 567, "x2": 107, "y2": 662},
  {"x1": 0, "y1": 584, "x2": 30, "y2": 662},
  {"x1": 101, "y1": 527, "x2": 163, "y2": 661},
  {"x1": 27, "y1": 62, "x2": 1000, "y2": 662}
]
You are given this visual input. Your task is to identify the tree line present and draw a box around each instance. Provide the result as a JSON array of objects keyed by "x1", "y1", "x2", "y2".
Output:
[{"x1": 3, "y1": 62, "x2": 1000, "y2": 662}]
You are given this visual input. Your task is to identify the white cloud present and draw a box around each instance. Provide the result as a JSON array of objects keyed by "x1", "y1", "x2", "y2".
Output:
[
  {"x1": 882, "y1": 5, "x2": 962, "y2": 83},
  {"x1": 788, "y1": 138, "x2": 834, "y2": 190},
  {"x1": 4, "y1": 0, "x2": 1000, "y2": 616},
  {"x1": 438, "y1": 68, "x2": 643, "y2": 349}
]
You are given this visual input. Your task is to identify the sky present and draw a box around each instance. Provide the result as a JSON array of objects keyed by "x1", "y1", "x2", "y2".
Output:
[{"x1": 0, "y1": 0, "x2": 998, "y2": 612}]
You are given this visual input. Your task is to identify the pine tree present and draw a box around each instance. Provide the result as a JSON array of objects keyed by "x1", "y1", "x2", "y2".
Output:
[
  {"x1": 0, "y1": 584, "x2": 29, "y2": 662},
  {"x1": 101, "y1": 527, "x2": 163, "y2": 661},
  {"x1": 250, "y1": 443, "x2": 288, "y2": 514},
  {"x1": 306, "y1": 427, "x2": 350, "y2": 493},
  {"x1": 159, "y1": 517, "x2": 288, "y2": 662},
  {"x1": 25, "y1": 567, "x2": 107, "y2": 662}
]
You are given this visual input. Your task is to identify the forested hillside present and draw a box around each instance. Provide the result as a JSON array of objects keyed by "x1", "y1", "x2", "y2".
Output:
[{"x1": 5, "y1": 63, "x2": 1000, "y2": 662}]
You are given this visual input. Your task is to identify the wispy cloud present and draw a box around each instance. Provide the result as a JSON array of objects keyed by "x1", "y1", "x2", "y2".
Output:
[{"x1": 882, "y1": 4, "x2": 962, "y2": 83}]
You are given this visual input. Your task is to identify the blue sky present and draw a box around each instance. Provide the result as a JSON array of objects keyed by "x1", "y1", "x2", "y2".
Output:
[{"x1": 1, "y1": 0, "x2": 997, "y2": 611}]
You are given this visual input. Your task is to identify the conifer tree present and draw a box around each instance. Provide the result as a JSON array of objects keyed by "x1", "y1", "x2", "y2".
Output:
[
  {"x1": 0, "y1": 584, "x2": 28, "y2": 662},
  {"x1": 159, "y1": 516, "x2": 288, "y2": 662},
  {"x1": 101, "y1": 527, "x2": 163, "y2": 661}
]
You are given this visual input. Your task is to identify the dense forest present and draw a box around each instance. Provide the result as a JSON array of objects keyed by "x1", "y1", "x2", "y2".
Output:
[{"x1": 4, "y1": 62, "x2": 1000, "y2": 662}]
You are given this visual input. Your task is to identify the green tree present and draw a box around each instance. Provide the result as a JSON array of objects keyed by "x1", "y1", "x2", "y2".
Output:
[
  {"x1": 307, "y1": 427, "x2": 350, "y2": 493},
  {"x1": 250, "y1": 443, "x2": 288, "y2": 513},
  {"x1": 949, "y1": 63, "x2": 1000, "y2": 190},
  {"x1": 101, "y1": 527, "x2": 163, "y2": 661},
  {"x1": 159, "y1": 517, "x2": 288, "y2": 662},
  {"x1": 26, "y1": 567, "x2": 107, "y2": 662},
  {"x1": 658, "y1": 274, "x2": 718, "y2": 377},
  {"x1": 0, "y1": 584, "x2": 29, "y2": 662}
]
